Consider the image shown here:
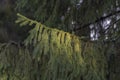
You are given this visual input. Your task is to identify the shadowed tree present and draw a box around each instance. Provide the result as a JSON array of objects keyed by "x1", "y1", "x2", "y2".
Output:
[{"x1": 0, "y1": 0, "x2": 120, "y2": 80}]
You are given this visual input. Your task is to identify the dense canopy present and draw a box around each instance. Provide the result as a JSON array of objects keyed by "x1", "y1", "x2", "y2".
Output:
[{"x1": 0, "y1": 0, "x2": 120, "y2": 80}]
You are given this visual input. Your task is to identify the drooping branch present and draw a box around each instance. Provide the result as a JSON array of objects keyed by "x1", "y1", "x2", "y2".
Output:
[{"x1": 74, "y1": 10, "x2": 120, "y2": 31}]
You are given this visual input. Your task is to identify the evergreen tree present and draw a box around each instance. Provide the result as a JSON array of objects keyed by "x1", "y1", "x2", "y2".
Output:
[
  {"x1": 0, "y1": 0, "x2": 120, "y2": 80},
  {"x1": 16, "y1": 0, "x2": 120, "y2": 39},
  {"x1": 0, "y1": 13, "x2": 108, "y2": 80}
]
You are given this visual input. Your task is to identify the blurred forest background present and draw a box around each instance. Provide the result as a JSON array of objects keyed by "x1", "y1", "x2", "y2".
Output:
[{"x1": 0, "y1": 0, "x2": 120, "y2": 80}]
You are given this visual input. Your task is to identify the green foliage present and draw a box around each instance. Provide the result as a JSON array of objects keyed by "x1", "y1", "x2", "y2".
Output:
[
  {"x1": 0, "y1": 42, "x2": 108, "y2": 80},
  {"x1": 0, "y1": 42, "x2": 33, "y2": 80},
  {"x1": 12, "y1": 13, "x2": 108, "y2": 80},
  {"x1": 16, "y1": 0, "x2": 73, "y2": 31},
  {"x1": 16, "y1": 0, "x2": 119, "y2": 36},
  {"x1": 0, "y1": 0, "x2": 119, "y2": 79},
  {"x1": 0, "y1": 10, "x2": 109, "y2": 79}
]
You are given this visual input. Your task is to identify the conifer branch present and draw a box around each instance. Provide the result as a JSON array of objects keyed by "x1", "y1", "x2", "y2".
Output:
[
  {"x1": 13, "y1": 13, "x2": 108, "y2": 80},
  {"x1": 75, "y1": 10, "x2": 120, "y2": 31}
]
